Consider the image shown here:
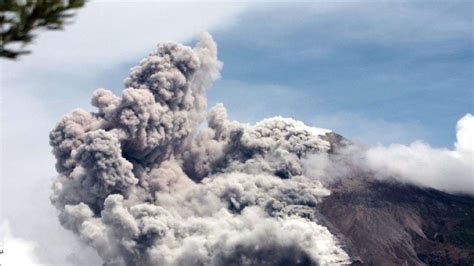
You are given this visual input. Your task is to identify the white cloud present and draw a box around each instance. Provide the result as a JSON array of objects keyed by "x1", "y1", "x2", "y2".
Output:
[
  {"x1": 304, "y1": 114, "x2": 473, "y2": 195},
  {"x1": 0, "y1": 221, "x2": 42, "y2": 266},
  {"x1": 1, "y1": 1, "x2": 249, "y2": 89},
  {"x1": 365, "y1": 114, "x2": 473, "y2": 194},
  {"x1": 4, "y1": 1, "x2": 247, "y2": 68},
  {"x1": 455, "y1": 113, "x2": 474, "y2": 155}
]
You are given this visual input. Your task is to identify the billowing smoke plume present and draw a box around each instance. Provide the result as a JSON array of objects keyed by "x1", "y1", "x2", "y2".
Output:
[{"x1": 49, "y1": 33, "x2": 349, "y2": 265}]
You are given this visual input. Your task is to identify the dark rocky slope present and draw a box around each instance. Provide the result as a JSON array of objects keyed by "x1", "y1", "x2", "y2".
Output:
[{"x1": 317, "y1": 175, "x2": 474, "y2": 265}]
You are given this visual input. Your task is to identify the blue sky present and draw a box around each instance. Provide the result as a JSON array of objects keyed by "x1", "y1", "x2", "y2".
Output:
[
  {"x1": 94, "y1": 1, "x2": 473, "y2": 147},
  {"x1": 0, "y1": 1, "x2": 472, "y2": 264},
  {"x1": 205, "y1": 1, "x2": 473, "y2": 147}
]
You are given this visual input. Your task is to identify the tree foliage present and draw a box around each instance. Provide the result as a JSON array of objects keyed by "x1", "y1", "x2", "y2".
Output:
[{"x1": 0, "y1": 0, "x2": 85, "y2": 59}]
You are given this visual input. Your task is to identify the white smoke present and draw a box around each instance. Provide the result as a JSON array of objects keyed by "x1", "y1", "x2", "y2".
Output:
[
  {"x1": 365, "y1": 113, "x2": 474, "y2": 195},
  {"x1": 304, "y1": 114, "x2": 474, "y2": 195},
  {"x1": 49, "y1": 32, "x2": 349, "y2": 265}
]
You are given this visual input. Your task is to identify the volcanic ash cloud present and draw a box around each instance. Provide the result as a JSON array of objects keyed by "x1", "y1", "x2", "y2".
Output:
[{"x1": 49, "y1": 32, "x2": 349, "y2": 265}]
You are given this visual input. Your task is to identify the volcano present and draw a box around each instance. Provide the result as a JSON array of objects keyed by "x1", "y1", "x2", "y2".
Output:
[
  {"x1": 316, "y1": 133, "x2": 474, "y2": 265},
  {"x1": 48, "y1": 33, "x2": 473, "y2": 266}
]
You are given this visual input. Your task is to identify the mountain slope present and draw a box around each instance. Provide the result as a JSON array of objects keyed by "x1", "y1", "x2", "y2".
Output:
[{"x1": 316, "y1": 169, "x2": 474, "y2": 265}]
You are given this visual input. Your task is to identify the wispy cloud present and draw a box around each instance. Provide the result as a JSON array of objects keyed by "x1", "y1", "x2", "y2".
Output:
[
  {"x1": 3, "y1": 2, "x2": 247, "y2": 69},
  {"x1": 211, "y1": 0, "x2": 472, "y2": 147},
  {"x1": 304, "y1": 113, "x2": 474, "y2": 195},
  {"x1": 210, "y1": 80, "x2": 428, "y2": 145},
  {"x1": 366, "y1": 113, "x2": 474, "y2": 194}
]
